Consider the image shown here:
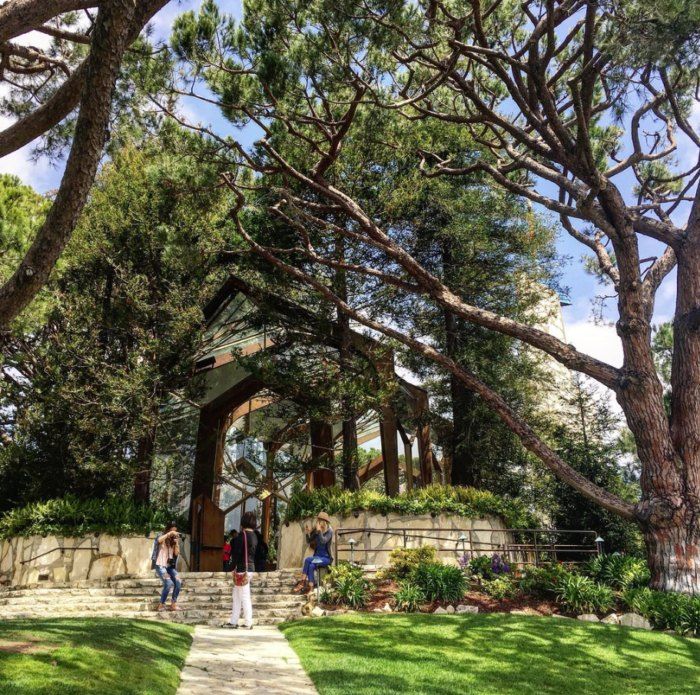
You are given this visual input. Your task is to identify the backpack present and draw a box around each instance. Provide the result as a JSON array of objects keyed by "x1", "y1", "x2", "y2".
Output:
[{"x1": 150, "y1": 538, "x2": 159, "y2": 570}]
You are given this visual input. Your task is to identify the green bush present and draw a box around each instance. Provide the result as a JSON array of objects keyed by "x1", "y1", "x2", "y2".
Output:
[
  {"x1": 284, "y1": 484, "x2": 533, "y2": 528},
  {"x1": 483, "y1": 576, "x2": 521, "y2": 601},
  {"x1": 394, "y1": 581, "x2": 426, "y2": 612},
  {"x1": 412, "y1": 562, "x2": 467, "y2": 603},
  {"x1": 322, "y1": 562, "x2": 370, "y2": 608},
  {"x1": 518, "y1": 563, "x2": 570, "y2": 596},
  {"x1": 584, "y1": 554, "x2": 650, "y2": 590},
  {"x1": 0, "y1": 496, "x2": 187, "y2": 539},
  {"x1": 623, "y1": 587, "x2": 700, "y2": 637},
  {"x1": 468, "y1": 555, "x2": 495, "y2": 579},
  {"x1": 555, "y1": 574, "x2": 615, "y2": 615},
  {"x1": 379, "y1": 546, "x2": 438, "y2": 581}
]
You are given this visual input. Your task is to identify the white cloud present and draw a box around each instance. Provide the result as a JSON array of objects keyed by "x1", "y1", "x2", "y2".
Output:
[{"x1": 565, "y1": 319, "x2": 623, "y2": 369}]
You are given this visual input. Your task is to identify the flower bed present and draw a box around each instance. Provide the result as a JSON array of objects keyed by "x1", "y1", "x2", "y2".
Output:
[{"x1": 316, "y1": 548, "x2": 700, "y2": 638}]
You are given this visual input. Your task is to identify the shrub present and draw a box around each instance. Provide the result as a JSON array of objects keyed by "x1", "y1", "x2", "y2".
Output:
[
  {"x1": 412, "y1": 562, "x2": 467, "y2": 602},
  {"x1": 468, "y1": 555, "x2": 494, "y2": 579},
  {"x1": 0, "y1": 496, "x2": 187, "y2": 539},
  {"x1": 483, "y1": 576, "x2": 521, "y2": 601},
  {"x1": 284, "y1": 484, "x2": 534, "y2": 528},
  {"x1": 490, "y1": 554, "x2": 510, "y2": 575},
  {"x1": 584, "y1": 554, "x2": 650, "y2": 590},
  {"x1": 555, "y1": 574, "x2": 615, "y2": 615},
  {"x1": 394, "y1": 581, "x2": 426, "y2": 612},
  {"x1": 322, "y1": 562, "x2": 370, "y2": 608},
  {"x1": 518, "y1": 563, "x2": 570, "y2": 596},
  {"x1": 379, "y1": 546, "x2": 438, "y2": 581},
  {"x1": 623, "y1": 587, "x2": 700, "y2": 637}
]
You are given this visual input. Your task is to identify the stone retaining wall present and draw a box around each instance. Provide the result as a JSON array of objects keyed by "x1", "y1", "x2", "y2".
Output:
[
  {"x1": 278, "y1": 512, "x2": 510, "y2": 569},
  {"x1": 0, "y1": 533, "x2": 191, "y2": 586}
]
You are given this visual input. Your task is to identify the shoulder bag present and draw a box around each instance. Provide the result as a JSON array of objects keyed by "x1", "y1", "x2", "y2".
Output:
[{"x1": 233, "y1": 531, "x2": 249, "y2": 587}]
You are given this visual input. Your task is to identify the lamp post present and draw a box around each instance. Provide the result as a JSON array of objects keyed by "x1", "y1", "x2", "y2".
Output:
[
  {"x1": 595, "y1": 536, "x2": 605, "y2": 555},
  {"x1": 348, "y1": 538, "x2": 357, "y2": 565}
]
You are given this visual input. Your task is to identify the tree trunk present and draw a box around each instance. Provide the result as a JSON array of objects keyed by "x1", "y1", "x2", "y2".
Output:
[
  {"x1": 444, "y1": 306, "x2": 479, "y2": 487},
  {"x1": 643, "y1": 507, "x2": 700, "y2": 593},
  {"x1": 342, "y1": 417, "x2": 359, "y2": 490}
]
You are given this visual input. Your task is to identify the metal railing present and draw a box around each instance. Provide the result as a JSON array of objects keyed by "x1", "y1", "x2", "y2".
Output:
[
  {"x1": 334, "y1": 527, "x2": 602, "y2": 568},
  {"x1": 19, "y1": 542, "x2": 100, "y2": 565}
]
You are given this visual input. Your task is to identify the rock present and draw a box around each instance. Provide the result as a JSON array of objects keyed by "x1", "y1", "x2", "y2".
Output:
[
  {"x1": 551, "y1": 613, "x2": 571, "y2": 619},
  {"x1": 456, "y1": 604, "x2": 479, "y2": 614},
  {"x1": 433, "y1": 606, "x2": 447, "y2": 614},
  {"x1": 445, "y1": 605, "x2": 455, "y2": 614},
  {"x1": 601, "y1": 613, "x2": 620, "y2": 625},
  {"x1": 619, "y1": 613, "x2": 652, "y2": 630},
  {"x1": 311, "y1": 606, "x2": 326, "y2": 617},
  {"x1": 577, "y1": 614, "x2": 600, "y2": 622},
  {"x1": 510, "y1": 609, "x2": 529, "y2": 615},
  {"x1": 372, "y1": 608, "x2": 384, "y2": 613},
  {"x1": 382, "y1": 603, "x2": 393, "y2": 613}
]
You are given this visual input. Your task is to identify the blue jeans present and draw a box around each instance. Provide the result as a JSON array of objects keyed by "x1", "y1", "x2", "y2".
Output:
[
  {"x1": 303, "y1": 555, "x2": 331, "y2": 583},
  {"x1": 155, "y1": 565, "x2": 181, "y2": 604}
]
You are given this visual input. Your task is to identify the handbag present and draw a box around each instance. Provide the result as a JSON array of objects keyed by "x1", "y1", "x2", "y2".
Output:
[{"x1": 233, "y1": 531, "x2": 249, "y2": 587}]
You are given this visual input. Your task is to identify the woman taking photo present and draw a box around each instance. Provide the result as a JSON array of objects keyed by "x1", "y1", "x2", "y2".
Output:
[
  {"x1": 294, "y1": 511, "x2": 333, "y2": 593},
  {"x1": 154, "y1": 520, "x2": 182, "y2": 611},
  {"x1": 227, "y1": 511, "x2": 258, "y2": 629}
]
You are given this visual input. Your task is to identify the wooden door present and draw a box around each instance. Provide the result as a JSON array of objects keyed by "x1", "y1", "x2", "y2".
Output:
[{"x1": 191, "y1": 494, "x2": 225, "y2": 572}]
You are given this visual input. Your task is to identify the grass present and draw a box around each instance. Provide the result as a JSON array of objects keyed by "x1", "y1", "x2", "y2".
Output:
[
  {"x1": 280, "y1": 613, "x2": 700, "y2": 695},
  {"x1": 0, "y1": 618, "x2": 193, "y2": 695}
]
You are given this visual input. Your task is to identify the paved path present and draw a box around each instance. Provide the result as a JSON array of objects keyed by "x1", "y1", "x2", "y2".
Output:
[{"x1": 177, "y1": 625, "x2": 318, "y2": 695}]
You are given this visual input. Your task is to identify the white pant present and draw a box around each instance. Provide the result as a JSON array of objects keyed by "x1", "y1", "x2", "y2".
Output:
[{"x1": 231, "y1": 573, "x2": 253, "y2": 627}]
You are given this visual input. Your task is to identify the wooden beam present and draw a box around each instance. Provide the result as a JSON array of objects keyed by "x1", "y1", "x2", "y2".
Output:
[
  {"x1": 310, "y1": 419, "x2": 334, "y2": 466},
  {"x1": 398, "y1": 422, "x2": 414, "y2": 493},
  {"x1": 379, "y1": 405, "x2": 400, "y2": 496}
]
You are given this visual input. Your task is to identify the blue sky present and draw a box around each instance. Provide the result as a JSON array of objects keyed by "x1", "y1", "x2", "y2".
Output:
[{"x1": 1, "y1": 0, "x2": 683, "y2": 375}]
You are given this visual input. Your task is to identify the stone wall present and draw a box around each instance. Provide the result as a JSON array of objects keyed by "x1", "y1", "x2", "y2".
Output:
[
  {"x1": 278, "y1": 512, "x2": 511, "y2": 569},
  {"x1": 0, "y1": 534, "x2": 191, "y2": 586}
]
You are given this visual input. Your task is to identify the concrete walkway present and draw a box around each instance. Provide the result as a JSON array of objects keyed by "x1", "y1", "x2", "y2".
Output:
[{"x1": 177, "y1": 625, "x2": 318, "y2": 695}]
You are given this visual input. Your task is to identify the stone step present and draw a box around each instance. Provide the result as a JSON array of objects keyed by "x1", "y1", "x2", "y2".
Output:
[
  {"x1": 0, "y1": 600, "x2": 304, "y2": 614},
  {"x1": 0, "y1": 593, "x2": 303, "y2": 607},
  {"x1": 0, "y1": 610, "x2": 289, "y2": 626},
  {"x1": 0, "y1": 605, "x2": 299, "y2": 620},
  {"x1": 0, "y1": 578, "x2": 298, "y2": 593},
  {"x1": 0, "y1": 586, "x2": 300, "y2": 602}
]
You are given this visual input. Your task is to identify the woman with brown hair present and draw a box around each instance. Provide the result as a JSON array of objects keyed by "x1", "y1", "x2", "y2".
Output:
[
  {"x1": 226, "y1": 511, "x2": 258, "y2": 629},
  {"x1": 154, "y1": 520, "x2": 182, "y2": 611},
  {"x1": 294, "y1": 511, "x2": 333, "y2": 594}
]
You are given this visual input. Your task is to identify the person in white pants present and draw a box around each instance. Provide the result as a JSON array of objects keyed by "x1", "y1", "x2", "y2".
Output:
[{"x1": 227, "y1": 511, "x2": 258, "y2": 629}]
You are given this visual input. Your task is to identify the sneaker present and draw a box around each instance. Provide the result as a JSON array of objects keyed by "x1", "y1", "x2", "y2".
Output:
[{"x1": 223, "y1": 622, "x2": 239, "y2": 629}]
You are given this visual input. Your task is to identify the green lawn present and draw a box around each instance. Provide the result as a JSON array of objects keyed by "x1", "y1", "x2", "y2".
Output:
[
  {"x1": 0, "y1": 618, "x2": 193, "y2": 695},
  {"x1": 280, "y1": 613, "x2": 700, "y2": 695}
]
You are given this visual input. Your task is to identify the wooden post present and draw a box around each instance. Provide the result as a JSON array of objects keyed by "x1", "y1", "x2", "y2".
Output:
[
  {"x1": 380, "y1": 405, "x2": 400, "y2": 496},
  {"x1": 398, "y1": 423, "x2": 414, "y2": 493},
  {"x1": 310, "y1": 419, "x2": 334, "y2": 467}
]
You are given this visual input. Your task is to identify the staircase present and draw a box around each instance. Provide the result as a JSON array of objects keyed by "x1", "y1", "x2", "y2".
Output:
[{"x1": 0, "y1": 570, "x2": 306, "y2": 626}]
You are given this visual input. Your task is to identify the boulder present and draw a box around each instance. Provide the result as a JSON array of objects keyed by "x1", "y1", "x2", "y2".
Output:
[
  {"x1": 445, "y1": 605, "x2": 455, "y2": 614},
  {"x1": 382, "y1": 603, "x2": 392, "y2": 613},
  {"x1": 311, "y1": 606, "x2": 326, "y2": 617},
  {"x1": 433, "y1": 606, "x2": 447, "y2": 614},
  {"x1": 577, "y1": 614, "x2": 600, "y2": 622},
  {"x1": 619, "y1": 613, "x2": 652, "y2": 630},
  {"x1": 372, "y1": 608, "x2": 384, "y2": 613},
  {"x1": 601, "y1": 613, "x2": 620, "y2": 625},
  {"x1": 456, "y1": 604, "x2": 479, "y2": 614}
]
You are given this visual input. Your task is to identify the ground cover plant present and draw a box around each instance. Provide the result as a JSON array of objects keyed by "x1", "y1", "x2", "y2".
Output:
[
  {"x1": 0, "y1": 496, "x2": 187, "y2": 539},
  {"x1": 284, "y1": 484, "x2": 532, "y2": 528},
  {"x1": 281, "y1": 613, "x2": 700, "y2": 695},
  {"x1": 0, "y1": 618, "x2": 192, "y2": 695}
]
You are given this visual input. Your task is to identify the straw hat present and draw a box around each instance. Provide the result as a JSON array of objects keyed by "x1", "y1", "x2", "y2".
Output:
[{"x1": 316, "y1": 511, "x2": 331, "y2": 523}]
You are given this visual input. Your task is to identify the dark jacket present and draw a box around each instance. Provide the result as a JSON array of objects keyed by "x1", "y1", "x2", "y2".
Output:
[
  {"x1": 307, "y1": 528, "x2": 333, "y2": 561},
  {"x1": 230, "y1": 529, "x2": 257, "y2": 572}
]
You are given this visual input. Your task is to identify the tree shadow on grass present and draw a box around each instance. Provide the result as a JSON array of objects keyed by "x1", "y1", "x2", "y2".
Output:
[
  {"x1": 281, "y1": 614, "x2": 700, "y2": 695},
  {"x1": 0, "y1": 618, "x2": 192, "y2": 695}
]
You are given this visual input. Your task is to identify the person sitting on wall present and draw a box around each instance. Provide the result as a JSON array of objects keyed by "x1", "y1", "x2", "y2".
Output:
[
  {"x1": 151, "y1": 520, "x2": 182, "y2": 612},
  {"x1": 294, "y1": 511, "x2": 333, "y2": 594}
]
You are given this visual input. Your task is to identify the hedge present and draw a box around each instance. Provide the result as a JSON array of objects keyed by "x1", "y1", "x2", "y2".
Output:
[
  {"x1": 0, "y1": 496, "x2": 187, "y2": 539},
  {"x1": 284, "y1": 483, "x2": 534, "y2": 528}
]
